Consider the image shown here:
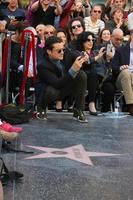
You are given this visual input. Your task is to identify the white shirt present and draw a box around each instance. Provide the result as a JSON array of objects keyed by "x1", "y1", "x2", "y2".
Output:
[
  {"x1": 129, "y1": 43, "x2": 133, "y2": 72},
  {"x1": 84, "y1": 16, "x2": 105, "y2": 35},
  {"x1": 128, "y1": 12, "x2": 133, "y2": 31}
]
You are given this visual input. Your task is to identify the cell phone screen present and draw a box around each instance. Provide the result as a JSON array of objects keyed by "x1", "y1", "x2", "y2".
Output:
[{"x1": 123, "y1": 11, "x2": 128, "y2": 19}]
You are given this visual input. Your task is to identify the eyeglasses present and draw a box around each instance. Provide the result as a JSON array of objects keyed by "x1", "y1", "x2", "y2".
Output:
[
  {"x1": 114, "y1": 37, "x2": 123, "y2": 41},
  {"x1": 93, "y1": 10, "x2": 102, "y2": 14},
  {"x1": 45, "y1": 31, "x2": 54, "y2": 34},
  {"x1": 86, "y1": 38, "x2": 95, "y2": 42},
  {"x1": 72, "y1": 24, "x2": 82, "y2": 30},
  {"x1": 54, "y1": 48, "x2": 65, "y2": 54}
]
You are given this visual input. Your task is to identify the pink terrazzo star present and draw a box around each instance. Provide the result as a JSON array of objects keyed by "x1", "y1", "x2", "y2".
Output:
[{"x1": 25, "y1": 144, "x2": 121, "y2": 166}]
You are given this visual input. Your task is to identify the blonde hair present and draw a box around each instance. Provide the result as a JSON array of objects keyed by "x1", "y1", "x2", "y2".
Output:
[{"x1": 45, "y1": 25, "x2": 56, "y2": 34}]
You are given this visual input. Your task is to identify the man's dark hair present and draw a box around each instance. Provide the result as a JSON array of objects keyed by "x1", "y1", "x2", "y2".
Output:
[
  {"x1": 67, "y1": 17, "x2": 85, "y2": 34},
  {"x1": 45, "y1": 36, "x2": 63, "y2": 51}
]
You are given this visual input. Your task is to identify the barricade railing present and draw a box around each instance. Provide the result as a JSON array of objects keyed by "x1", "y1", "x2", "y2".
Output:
[{"x1": 0, "y1": 30, "x2": 36, "y2": 106}]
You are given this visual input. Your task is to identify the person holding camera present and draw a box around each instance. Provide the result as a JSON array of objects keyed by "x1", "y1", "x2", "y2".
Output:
[
  {"x1": 75, "y1": 31, "x2": 106, "y2": 115},
  {"x1": 31, "y1": 0, "x2": 62, "y2": 28},
  {"x1": 36, "y1": 36, "x2": 88, "y2": 122},
  {"x1": 1, "y1": 0, "x2": 25, "y2": 31}
]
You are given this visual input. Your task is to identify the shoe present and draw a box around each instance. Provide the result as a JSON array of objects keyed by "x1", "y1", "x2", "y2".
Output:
[
  {"x1": 127, "y1": 104, "x2": 133, "y2": 115},
  {"x1": 0, "y1": 122, "x2": 23, "y2": 133},
  {"x1": 36, "y1": 110, "x2": 47, "y2": 120},
  {"x1": 55, "y1": 108, "x2": 62, "y2": 112},
  {"x1": 67, "y1": 107, "x2": 73, "y2": 112},
  {"x1": 73, "y1": 109, "x2": 88, "y2": 123},
  {"x1": 89, "y1": 110, "x2": 98, "y2": 116}
]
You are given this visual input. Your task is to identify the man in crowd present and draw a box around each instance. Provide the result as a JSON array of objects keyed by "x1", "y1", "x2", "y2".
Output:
[
  {"x1": 36, "y1": 36, "x2": 88, "y2": 122},
  {"x1": 1, "y1": 0, "x2": 25, "y2": 31},
  {"x1": 111, "y1": 30, "x2": 133, "y2": 115},
  {"x1": 101, "y1": 28, "x2": 124, "y2": 112}
]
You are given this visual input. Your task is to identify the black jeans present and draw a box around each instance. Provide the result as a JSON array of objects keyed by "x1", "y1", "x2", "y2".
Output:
[
  {"x1": 37, "y1": 70, "x2": 87, "y2": 111},
  {"x1": 101, "y1": 81, "x2": 115, "y2": 112},
  {"x1": 86, "y1": 72, "x2": 98, "y2": 103}
]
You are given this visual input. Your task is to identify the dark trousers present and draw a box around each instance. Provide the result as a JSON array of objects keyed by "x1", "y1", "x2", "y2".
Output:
[
  {"x1": 37, "y1": 70, "x2": 87, "y2": 111},
  {"x1": 86, "y1": 72, "x2": 98, "y2": 103},
  {"x1": 101, "y1": 81, "x2": 115, "y2": 112}
]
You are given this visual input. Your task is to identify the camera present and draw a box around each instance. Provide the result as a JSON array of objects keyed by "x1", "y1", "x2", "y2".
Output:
[
  {"x1": 106, "y1": 44, "x2": 112, "y2": 55},
  {"x1": 80, "y1": 51, "x2": 86, "y2": 57}
]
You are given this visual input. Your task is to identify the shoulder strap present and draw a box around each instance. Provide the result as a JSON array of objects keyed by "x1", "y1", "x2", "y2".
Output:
[{"x1": 2, "y1": 140, "x2": 34, "y2": 154}]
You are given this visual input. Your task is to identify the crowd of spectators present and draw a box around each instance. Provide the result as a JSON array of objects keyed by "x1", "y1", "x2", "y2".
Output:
[{"x1": 0, "y1": 0, "x2": 133, "y2": 121}]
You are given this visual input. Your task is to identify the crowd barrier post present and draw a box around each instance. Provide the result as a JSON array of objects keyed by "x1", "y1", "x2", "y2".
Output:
[
  {"x1": 5, "y1": 31, "x2": 14, "y2": 104},
  {"x1": 0, "y1": 33, "x2": 5, "y2": 104}
]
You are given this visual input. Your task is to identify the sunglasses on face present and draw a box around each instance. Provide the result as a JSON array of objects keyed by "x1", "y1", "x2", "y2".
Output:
[
  {"x1": 54, "y1": 48, "x2": 65, "y2": 54},
  {"x1": 72, "y1": 24, "x2": 82, "y2": 30},
  {"x1": 93, "y1": 10, "x2": 102, "y2": 14},
  {"x1": 86, "y1": 38, "x2": 95, "y2": 42},
  {"x1": 45, "y1": 31, "x2": 54, "y2": 34},
  {"x1": 114, "y1": 37, "x2": 123, "y2": 41}
]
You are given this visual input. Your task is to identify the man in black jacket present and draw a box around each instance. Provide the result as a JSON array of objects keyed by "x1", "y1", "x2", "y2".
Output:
[
  {"x1": 111, "y1": 30, "x2": 133, "y2": 115},
  {"x1": 36, "y1": 36, "x2": 88, "y2": 122}
]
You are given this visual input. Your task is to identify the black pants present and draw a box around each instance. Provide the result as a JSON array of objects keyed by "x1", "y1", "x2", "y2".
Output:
[
  {"x1": 101, "y1": 80, "x2": 115, "y2": 112},
  {"x1": 37, "y1": 70, "x2": 87, "y2": 111},
  {"x1": 86, "y1": 72, "x2": 98, "y2": 103}
]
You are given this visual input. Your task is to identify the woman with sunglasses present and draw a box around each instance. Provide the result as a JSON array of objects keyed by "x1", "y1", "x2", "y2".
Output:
[
  {"x1": 75, "y1": 31, "x2": 106, "y2": 115},
  {"x1": 84, "y1": 4, "x2": 105, "y2": 37}
]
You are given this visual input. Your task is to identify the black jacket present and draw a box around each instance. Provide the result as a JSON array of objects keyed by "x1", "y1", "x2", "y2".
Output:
[
  {"x1": 111, "y1": 42, "x2": 130, "y2": 77},
  {"x1": 37, "y1": 54, "x2": 74, "y2": 90}
]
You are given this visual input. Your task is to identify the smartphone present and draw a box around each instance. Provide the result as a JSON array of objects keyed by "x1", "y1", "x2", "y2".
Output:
[
  {"x1": 106, "y1": 44, "x2": 112, "y2": 55},
  {"x1": 80, "y1": 51, "x2": 86, "y2": 57},
  {"x1": 15, "y1": 16, "x2": 25, "y2": 21},
  {"x1": 123, "y1": 11, "x2": 128, "y2": 19}
]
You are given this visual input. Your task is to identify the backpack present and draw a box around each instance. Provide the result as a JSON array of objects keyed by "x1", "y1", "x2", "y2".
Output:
[{"x1": 0, "y1": 104, "x2": 32, "y2": 125}]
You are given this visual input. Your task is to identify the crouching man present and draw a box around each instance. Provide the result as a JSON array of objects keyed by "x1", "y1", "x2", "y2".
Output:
[{"x1": 36, "y1": 36, "x2": 88, "y2": 122}]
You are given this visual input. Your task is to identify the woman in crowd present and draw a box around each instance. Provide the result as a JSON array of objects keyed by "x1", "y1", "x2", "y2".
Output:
[
  {"x1": 105, "y1": 7, "x2": 129, "y2": 35},
  {"x1": 96, "y1": 28, "x2": 116, "y2": 112},
  {"x1": 84, "y1": 4, "x2": 105, "y2": 37},
  {"x1": 75, "y1": 31, "x2": 106, "y2": 115},
  {"x1": 97, "y1": 28, "x2": 112, "y2": 44}
]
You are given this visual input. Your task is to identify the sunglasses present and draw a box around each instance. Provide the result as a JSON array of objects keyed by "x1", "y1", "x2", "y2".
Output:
[
  {"x1": 86, "y1": 38, "x2": 95, "y2": 42},
  {"x1": 45, "y1": 31, "x2": 54, "y2": 34},
  {"x1": 72, "y1": 24, "x2": 82, "y2": 30},
  {"x1": 54, "y1": 48, "x2": 65, "y2": 54},
  {"x1": 114, "y1": 38, "x2": 123, "y2": 41},
  {"x1": 93, "y1": 10, "x2": 102, "y2": 14}
]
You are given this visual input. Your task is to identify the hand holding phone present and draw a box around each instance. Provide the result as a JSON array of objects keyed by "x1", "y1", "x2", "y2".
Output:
[{"x1": 15, "y1": 16, "x2": 25, "y2": 21}]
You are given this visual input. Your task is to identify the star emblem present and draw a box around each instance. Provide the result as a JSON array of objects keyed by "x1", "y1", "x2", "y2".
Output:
[{"x1": 25, "y1": 144, "x2": 120, "y2": 166}]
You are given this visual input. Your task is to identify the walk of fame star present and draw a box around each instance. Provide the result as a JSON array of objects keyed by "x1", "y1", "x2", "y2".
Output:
[{"x1": 25, "y1": 144, "x2": 121, "y2": 166}]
